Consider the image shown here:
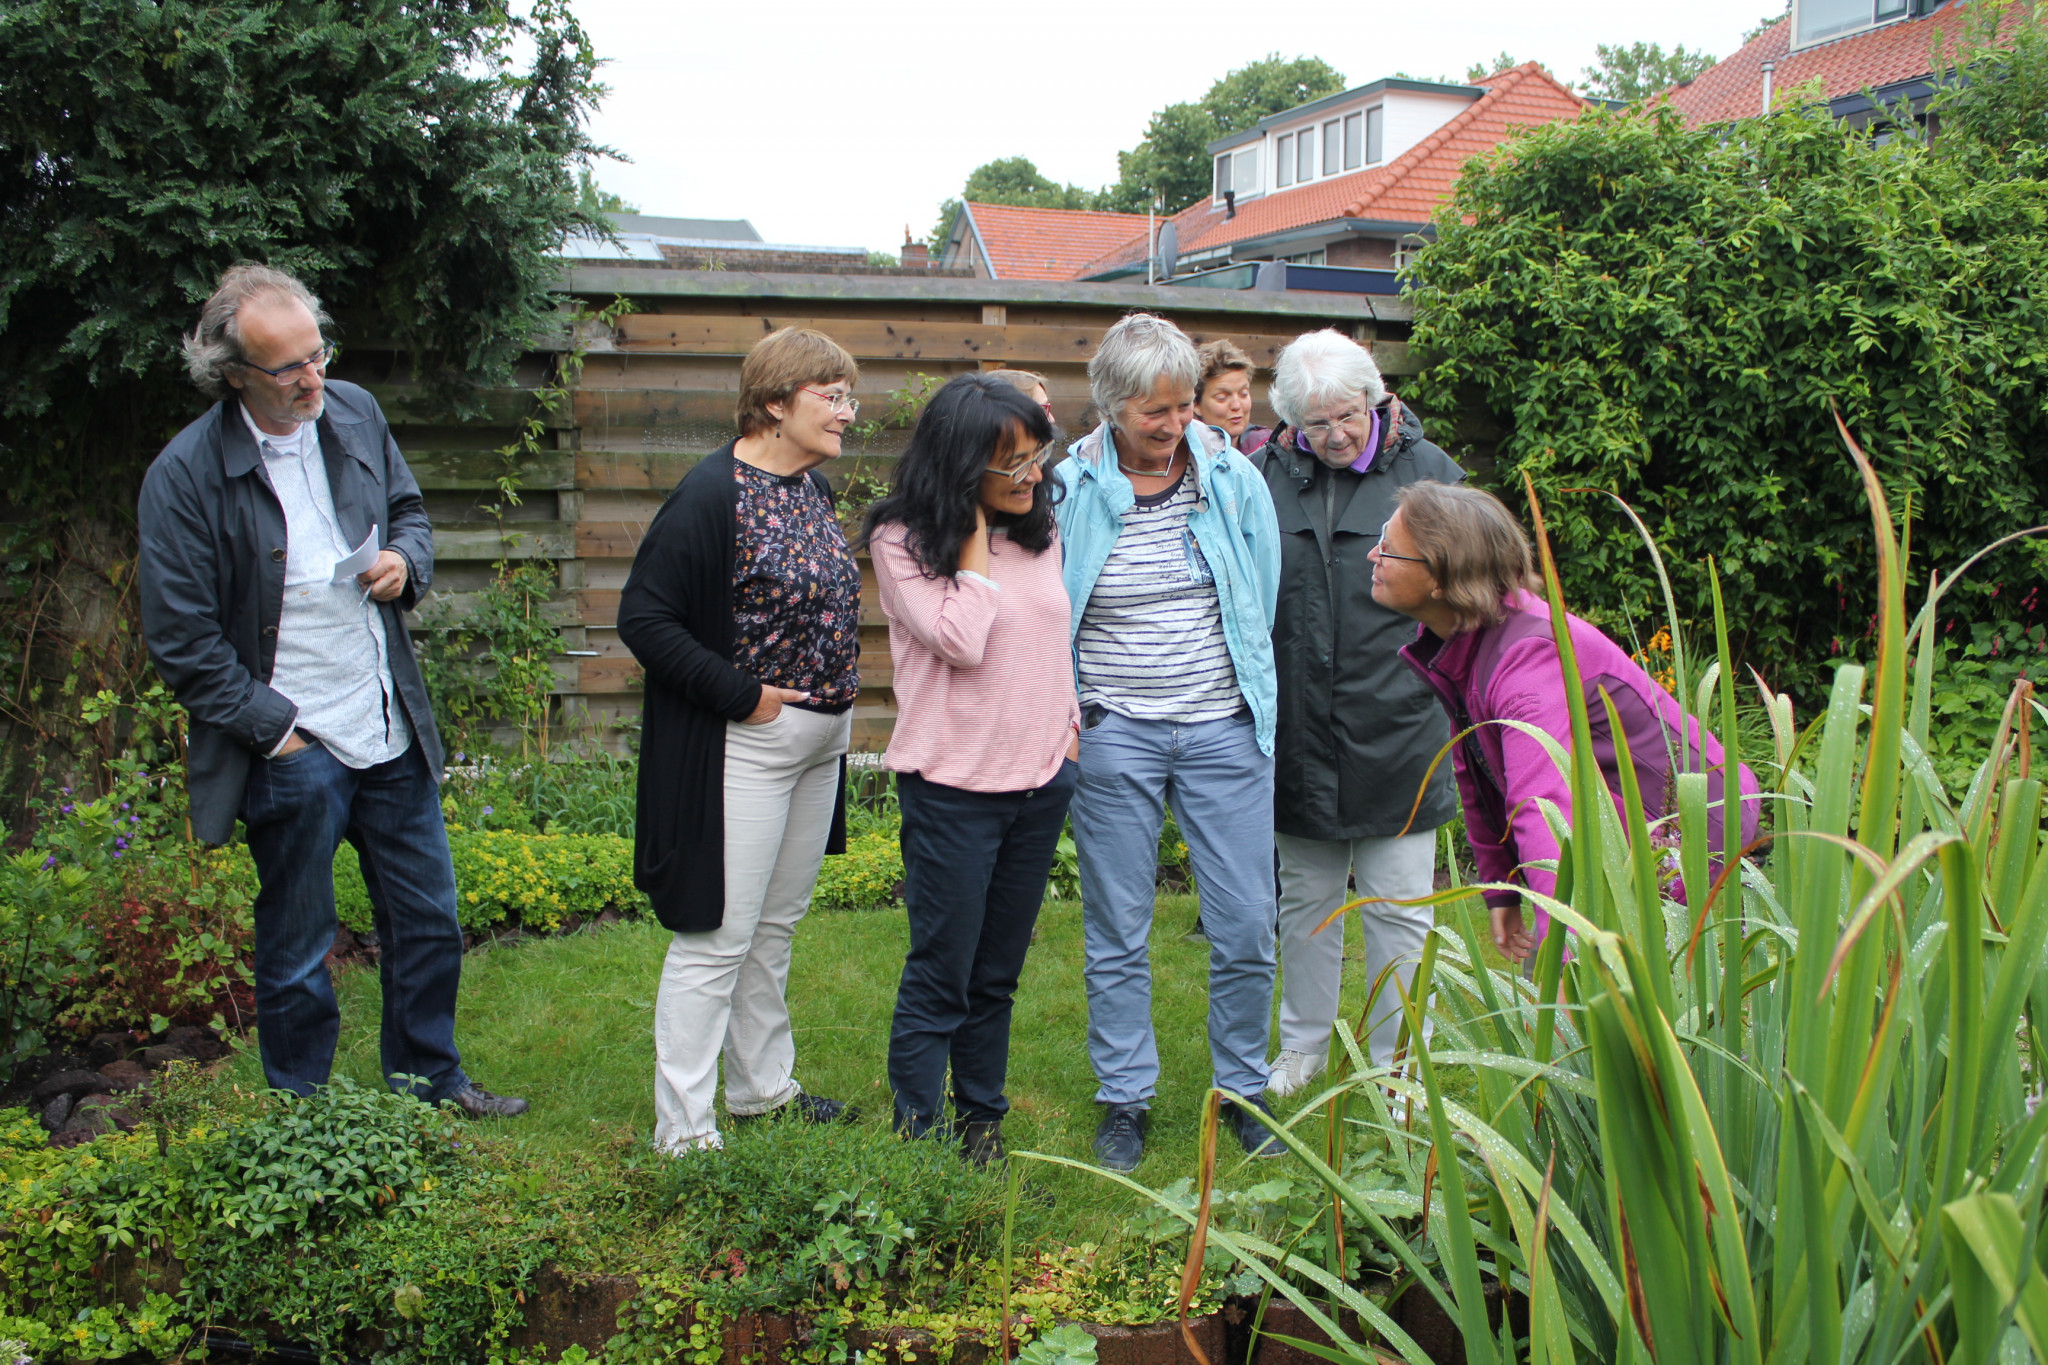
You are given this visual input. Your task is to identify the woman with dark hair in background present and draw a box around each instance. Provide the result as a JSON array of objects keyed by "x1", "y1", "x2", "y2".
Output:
[{"x1": 858, "y1": 373, "x2": 1080, "y2": 1164}]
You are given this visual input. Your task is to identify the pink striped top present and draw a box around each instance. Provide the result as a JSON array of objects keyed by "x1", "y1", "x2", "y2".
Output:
[{"x1": 871, "y1": 524, "x2": 1080, "y2": 793}]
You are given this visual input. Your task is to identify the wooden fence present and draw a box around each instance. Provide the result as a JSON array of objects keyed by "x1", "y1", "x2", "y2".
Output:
[{"x1": 342, "y1": 269, "x2": 1437, "y2": 753}]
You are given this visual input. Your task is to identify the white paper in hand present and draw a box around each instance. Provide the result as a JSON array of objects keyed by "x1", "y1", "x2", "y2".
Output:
[{"x1": 332, "y1": 525, "x2": 381, "y2": 584}]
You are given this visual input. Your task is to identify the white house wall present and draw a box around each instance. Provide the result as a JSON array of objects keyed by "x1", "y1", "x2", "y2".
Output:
[{"x1": 1380, "y1": 91, "x2": 1475, "y2": 162}]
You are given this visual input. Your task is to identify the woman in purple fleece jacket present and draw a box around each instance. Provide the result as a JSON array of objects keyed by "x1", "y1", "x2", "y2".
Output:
[{"x1": 1370, "y1": 482, "x2": 1760, "y2": 964}]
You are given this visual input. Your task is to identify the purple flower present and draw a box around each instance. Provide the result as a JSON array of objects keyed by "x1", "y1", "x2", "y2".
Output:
[
  {"x1": 114, "y1": 838, "x2": 128, "y2": 850},
  {"x1": 60, "y1": 803, "x2": 72, "y2": 815},
  {"x1": 130, "y1": 815, "x2": 141, "y2": 824},
  {"x1": 60, "y1": 787, "x2": 71, "y2": 796},
  {"x1": 42, "y1": 855, "x2": 56, "y2": 870},
  {"x1": 454, "y1": 751, "x2": 466, "y2": 764},
  {"x1": 112, "y1": 850, "x2": 123, "y2": 860},
  {"x1": 119, "y1": 802, "x2": 130, "y2": 811},
  {"x1": 483, "y1": 806, "x2": 494, "y2": 817}
]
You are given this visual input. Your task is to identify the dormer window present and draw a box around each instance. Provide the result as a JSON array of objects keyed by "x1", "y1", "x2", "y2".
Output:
[
  {"x1": 1277, "y1": 134, "x2": 1294, "y2": 187},
  {"x1": 1296, "y1": 127, "x2": 1316, "y2": 182},
  {"x1": 1214, "y1": 147, "x2": 1260, "y2": 201},
  {"x1": 1793, "y1": 0, "x2": 1910, "y2": 48}
]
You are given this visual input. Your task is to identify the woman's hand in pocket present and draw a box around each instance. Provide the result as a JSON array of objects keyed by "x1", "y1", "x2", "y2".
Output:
[{"x1": 746, "y1": 685, "x2": 810, "y2": 724}]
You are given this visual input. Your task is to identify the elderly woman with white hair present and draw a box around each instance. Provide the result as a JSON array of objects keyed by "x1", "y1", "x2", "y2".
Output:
[
  {"x1": 1052, "y1": 312, "x2": 1283, "y2": 1172},
  {"x1": 1253, "y1": 329, "x2": 1463, "y2": 1096}
]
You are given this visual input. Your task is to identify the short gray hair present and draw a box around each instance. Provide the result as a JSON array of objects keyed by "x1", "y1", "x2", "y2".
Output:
[
  {"x1": 1270, "y1": 329, "x2": 1386, "y2": 428},
  {"x1": 182, "y1": 263, "x2": 332, "y2": 400},
  {"x1": 1089, "y1": 313, "x2": 1201, "y2": 429}
]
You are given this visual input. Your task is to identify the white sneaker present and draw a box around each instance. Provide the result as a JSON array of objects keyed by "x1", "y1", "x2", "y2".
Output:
[{"x1": 1267, "y1": 1048, "x2": 1327, "y2": 1098}]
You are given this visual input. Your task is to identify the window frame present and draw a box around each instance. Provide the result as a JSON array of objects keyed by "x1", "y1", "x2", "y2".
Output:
[
  {"x1": 1323, "y1": 119, "x2": 1343, "y2": 175},
  {"x1": 1343, "y1": 112, "x2": 1363, "y2": 169},
  {"x1": 1366, "y1": 105, "x2": 1385, "y2": 164},
  {"x1": 1791, "y1": 0, "x2": 1912, "y2": 49},
  {"x1": 1276, "y1": 134, "x2": 1294, "y2": 187},
  {"x1": 1296, "y1": 127, "x2": 1316, "y2": 182},
  {"x1": 1235, "y1": 148, "x2": 1259, "y2": 197}
]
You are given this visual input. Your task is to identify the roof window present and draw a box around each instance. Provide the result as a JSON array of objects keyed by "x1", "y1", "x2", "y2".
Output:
[{"x1": 1793, "y1": 0, "x2": 1910, "y2": 48}]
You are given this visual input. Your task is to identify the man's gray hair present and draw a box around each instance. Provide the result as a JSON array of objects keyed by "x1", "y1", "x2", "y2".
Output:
[
  {"x1": 1089, "y1": 312, "x2": 1201, "y2": 429},
  {"x1": 182, "y1": 263, "x2": 332, "y2": 400},
  {"x1": 1270, "y1": 329, "x2": 1386, "y2": 428}
]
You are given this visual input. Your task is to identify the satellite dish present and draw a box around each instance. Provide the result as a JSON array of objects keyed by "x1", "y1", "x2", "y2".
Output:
[{"x1": 1154, "y1": 222, "x2": 1178, "y2": 281}]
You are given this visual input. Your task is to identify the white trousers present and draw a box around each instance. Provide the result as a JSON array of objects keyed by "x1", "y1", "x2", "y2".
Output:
[
  {"x1": 653, "y1": 706, "x2": 851, "y2": 1150},
  {"x1": 1274, "y1": 828, "x2": 1438, "y2": 1067}
]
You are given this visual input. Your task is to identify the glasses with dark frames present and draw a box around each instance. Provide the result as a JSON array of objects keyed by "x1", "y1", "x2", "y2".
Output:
[
  {"x1": 241, "y1": 342, "x2": 338, "y2": 384},
  {"x1": 1374, "y1": 521, "x2": 1430, "y2": 565}
]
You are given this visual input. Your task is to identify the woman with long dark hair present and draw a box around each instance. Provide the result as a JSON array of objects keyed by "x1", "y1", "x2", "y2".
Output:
[{"x1": 858, "y1": 373, "x2": 1080, "y2": 1164}]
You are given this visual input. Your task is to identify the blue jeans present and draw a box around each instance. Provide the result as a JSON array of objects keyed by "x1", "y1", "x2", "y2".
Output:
[
  {"x1": 1073, "y1": 710, "x2": 1275, "y2": 1106},
  {"x1": 889, "y1": 761, "x2": 1078, "y2": 1135},
  {"x1": 240, "y1": 741, "x2": 467, "y2": 1100}
]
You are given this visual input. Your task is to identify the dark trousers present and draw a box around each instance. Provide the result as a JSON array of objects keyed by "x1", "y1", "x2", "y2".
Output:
[
  {"x1": 240, "y1": 741, "x2": 468, "y2": 1100},
  {"x1": 888, "y1": 760, "x2": 1078, "y2": 1135}
]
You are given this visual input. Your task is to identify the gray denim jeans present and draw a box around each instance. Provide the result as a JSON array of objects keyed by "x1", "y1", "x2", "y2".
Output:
[{"x1": 1073, "y1": 709, "x2": 1276, "y2": 1106}]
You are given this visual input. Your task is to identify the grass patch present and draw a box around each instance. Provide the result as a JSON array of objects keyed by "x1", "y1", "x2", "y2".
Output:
[{"x1": 228, "y1": 891, "x2": 1502, "y2": 1245}]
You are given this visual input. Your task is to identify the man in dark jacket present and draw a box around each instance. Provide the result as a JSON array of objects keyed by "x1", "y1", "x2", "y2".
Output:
[
  {"x1": 1256, "y1": 330, "x2": 1462, "y2": 1096},
  {"x1": 137, "y1": 263, "x2": 524, "y2": 1116}
]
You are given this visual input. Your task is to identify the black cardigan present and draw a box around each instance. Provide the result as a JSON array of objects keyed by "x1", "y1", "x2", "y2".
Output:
[{"x1": 617, "y1": 444, "x2": 849, "y2": 933}]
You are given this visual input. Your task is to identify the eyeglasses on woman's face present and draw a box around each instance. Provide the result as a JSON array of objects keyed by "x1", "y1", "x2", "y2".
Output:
[
  {"x1": 241, "y1": 342, "x2": 338, "y2": 385},
  {"x1": 983, "y1": 441, "x2": 1055, "y2": 485},
  {"x1": 1371, "y1": 519, "x2": 1431, "y2": 566},
  {"x1": 801, "y1": 386, "x2": 860, "y2": 417},
  {"x1": 1299, "y1": 405, "x2": 1371, "y2": 446}
]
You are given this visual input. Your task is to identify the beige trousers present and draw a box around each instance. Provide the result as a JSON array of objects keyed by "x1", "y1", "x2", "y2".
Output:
[{"x1": 652, "y1": 705, "x2": 851, "y2": 1150}]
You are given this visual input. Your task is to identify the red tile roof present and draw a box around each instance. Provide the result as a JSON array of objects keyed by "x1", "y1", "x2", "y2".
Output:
[
  {"x1": 961, "y1": 203, "x2": 1155, "y2": 281},
  {"x1": 1662, "y1": 1, "x2": 2025, "y2": 126},
  {"x1": 1074, "y1": 63, "x2": 1592, "y2": 277}
]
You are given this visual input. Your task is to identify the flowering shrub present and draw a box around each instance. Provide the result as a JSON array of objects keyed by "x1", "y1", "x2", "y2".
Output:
[{"x1": 57, "y1": 848, "x2": 256, "y2": 1037}]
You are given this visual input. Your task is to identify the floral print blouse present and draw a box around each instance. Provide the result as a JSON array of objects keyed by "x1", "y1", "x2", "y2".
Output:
[{"x1": 730, "y1": 460, "x2": 861, "y2": 710}]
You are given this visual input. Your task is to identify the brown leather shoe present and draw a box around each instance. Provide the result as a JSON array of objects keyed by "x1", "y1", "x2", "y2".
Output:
[{"x1": 447, "y1": 1084, "x2": 529, "y2": 1118}]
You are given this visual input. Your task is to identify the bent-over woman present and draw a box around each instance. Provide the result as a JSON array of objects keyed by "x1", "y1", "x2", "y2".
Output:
[
  {"x1": 859, "y1": 373, "x2": 1079, "y2": 1164},
  {"x1": 1373, "y1": 481, "x2": 1761, "y2": 963},
  {"x1": 618, "y1": 326, "x2": 864, "y2": 1152}
]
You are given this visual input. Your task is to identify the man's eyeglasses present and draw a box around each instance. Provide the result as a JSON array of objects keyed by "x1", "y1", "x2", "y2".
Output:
[
  {"x1": 1374, "y1": 521, "x2": 1430, "y2": 566},
  {"x1": 984, "y1": 442, "x2": 1056, "y2": 485},
  {"x1": 801, "y1": 387, "x2": 860, "y2": 416},
  {"x1": 241, "y1": 342, "x2": 338, "y2": 385}
]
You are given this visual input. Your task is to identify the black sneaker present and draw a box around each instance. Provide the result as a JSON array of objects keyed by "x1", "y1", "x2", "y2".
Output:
[
  {"x1": 960, "y1": 1119, "x2": 1006, "y2": 1166},
  {"x1": 734, "y1": 1093, "x2": 860, "y2": 1126},
  {"x1": 447, "y1": 1084, "x2": 529, "y2": 1118},
  {"x1": 1230, "y1": 1093, "x2": 1284, "y2": 1159},
  {"x1": 1093, "y1": 1103, "x2": 1148, "y2": 1173}
]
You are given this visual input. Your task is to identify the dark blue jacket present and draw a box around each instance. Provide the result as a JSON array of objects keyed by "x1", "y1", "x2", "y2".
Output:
[{"x1": 136, "y1": 380, "x2": 441, "y2": 844}]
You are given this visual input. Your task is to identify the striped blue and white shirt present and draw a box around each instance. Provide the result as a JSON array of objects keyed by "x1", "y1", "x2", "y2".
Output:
[{"x1": 1074, "y1": 469, "x2": 1244, "y2": 723}]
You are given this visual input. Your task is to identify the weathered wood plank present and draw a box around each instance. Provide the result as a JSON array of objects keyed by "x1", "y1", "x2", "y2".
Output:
[
  {"x1": 576, "y1": 657, "x2": 643, "y2": 693},
  {"x1": 434, "y1": 525, "x2": 575, "y2": 560},
  {"x1": 612, "y1": 314, "x2": 1337, "y2": 368},
  {"x1": 575, "y1": 521, "x2": 651, "y2": 559},
  {"x1": 364, "y1": 385, "x2": 573, "y2": 428},
  {"x1": 407, "y1": 450, "x2": 576, "y2": 491},
  {"x1": 406, "y1": 591, "x2": 581, "y2": 626},
  {"x1": 553, "y1": 267, "x2": 1405, "y2": 322},
  {"x1": 575, "y1": 589, "x2": 622, "y2": 628}
]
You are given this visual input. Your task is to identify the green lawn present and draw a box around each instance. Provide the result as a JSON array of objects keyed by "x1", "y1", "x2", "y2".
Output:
[{"x1": 228, "y1": 893, "x2": 1496, "y2": 1243}]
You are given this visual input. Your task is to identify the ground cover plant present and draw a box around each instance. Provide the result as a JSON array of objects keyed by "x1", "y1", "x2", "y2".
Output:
[{"x1": 1406, "y1": 14, "x2": 2048, "y2": 704}]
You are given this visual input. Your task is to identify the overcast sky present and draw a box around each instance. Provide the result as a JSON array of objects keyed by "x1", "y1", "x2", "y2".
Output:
[{"x1": 571, "y1": 0, "x2": 1778, "y2": 253}]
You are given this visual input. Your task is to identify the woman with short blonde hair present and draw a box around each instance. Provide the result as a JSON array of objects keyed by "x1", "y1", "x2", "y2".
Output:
[{"x1": 620, "y1": 325, "x2": 866, "y2": 1151}]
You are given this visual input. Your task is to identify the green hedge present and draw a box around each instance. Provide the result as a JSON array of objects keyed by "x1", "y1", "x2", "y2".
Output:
[{"x1": 235, "y1": 827, "x2": 911, "y2": 937}]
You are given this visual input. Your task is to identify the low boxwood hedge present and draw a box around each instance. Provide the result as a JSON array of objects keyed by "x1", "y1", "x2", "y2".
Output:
[{"x1": 272, "y1": 827, "x2": 909, "y2": 937}]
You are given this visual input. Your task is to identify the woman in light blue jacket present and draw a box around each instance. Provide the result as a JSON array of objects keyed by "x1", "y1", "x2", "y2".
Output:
[{"x1": 1051, "y1": 312, "x2": 1282, "y2": 1174}]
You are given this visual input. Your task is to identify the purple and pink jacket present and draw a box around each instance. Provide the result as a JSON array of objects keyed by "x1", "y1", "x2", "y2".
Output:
[{"x1": 1399, "y1": 591, "x2": 1762, "y2": 944}]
